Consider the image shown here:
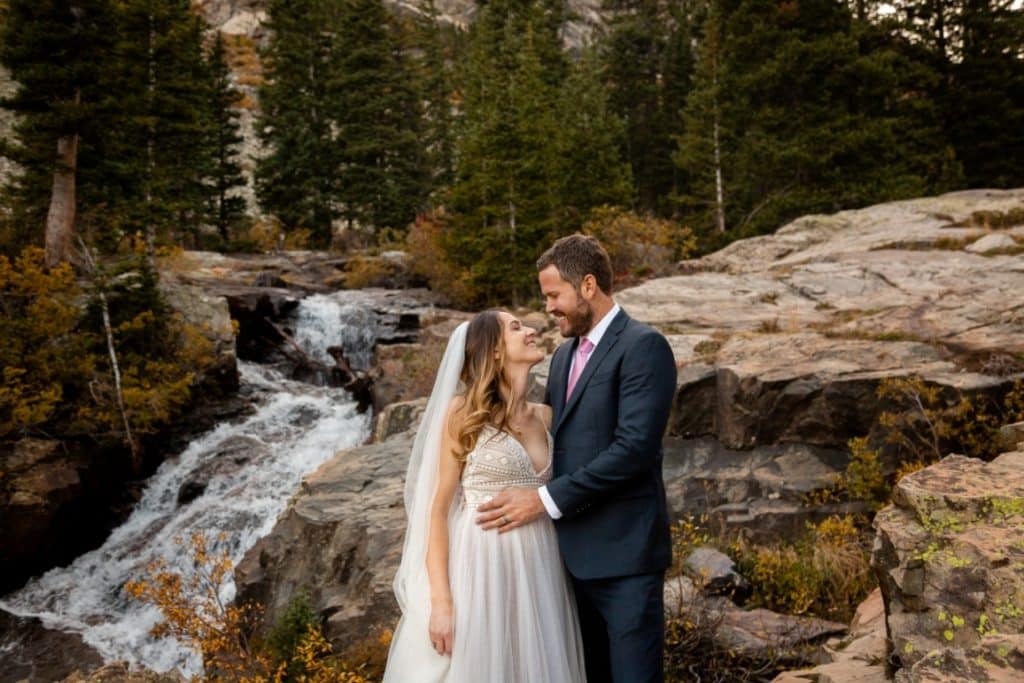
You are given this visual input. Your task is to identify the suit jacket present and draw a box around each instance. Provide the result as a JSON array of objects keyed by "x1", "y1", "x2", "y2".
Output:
[{"x1": 544, "y1": 308, "x2": 676, "y2": 580}]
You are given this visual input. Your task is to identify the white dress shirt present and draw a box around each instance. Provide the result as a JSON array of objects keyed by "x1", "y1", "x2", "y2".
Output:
[{"x1": 538, "y1": 303, "x2": 621, "y2": 519}]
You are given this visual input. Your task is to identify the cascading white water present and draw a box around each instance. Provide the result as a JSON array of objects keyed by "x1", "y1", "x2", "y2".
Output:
[
  {"x1": 293, "y1": 294, "x2": 378, "y2": 370},
  {"x1": 0, "y1": 298, "x2": 375, "y2": 676}
]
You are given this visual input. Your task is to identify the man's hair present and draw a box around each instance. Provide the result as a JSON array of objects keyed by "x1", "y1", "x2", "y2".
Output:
[{"x1": 536, "y1": 233, "x2": 613, "y2": 294}]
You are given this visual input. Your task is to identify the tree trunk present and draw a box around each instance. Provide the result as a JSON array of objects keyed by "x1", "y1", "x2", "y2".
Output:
[
  {"x1": 711, "y1": 53, "x2": 726, "y2": 235},
  {"x1": 44, "y1": 127, "x2": 80, "y2": 268}
]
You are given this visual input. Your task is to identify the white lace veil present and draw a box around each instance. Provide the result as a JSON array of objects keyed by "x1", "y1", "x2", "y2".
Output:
[{"x1": 384, "y1": 321, "x2": 468, "y2": 680}]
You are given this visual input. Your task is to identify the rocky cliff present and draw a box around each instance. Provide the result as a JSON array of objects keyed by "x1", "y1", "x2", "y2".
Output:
[
  {"x1": 873, "y1": 448, "x2": 1024, "y2": 681},
  {"x1": 233, "y1": 188, "x2": 1024, "y2": 658}
]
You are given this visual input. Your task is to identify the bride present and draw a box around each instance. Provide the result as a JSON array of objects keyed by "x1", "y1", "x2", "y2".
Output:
[{"x1": 382, "y1": 310, "x2": 585, "y2": 682}]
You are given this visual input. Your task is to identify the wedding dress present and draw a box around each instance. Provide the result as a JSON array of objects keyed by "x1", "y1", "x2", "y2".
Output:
[{"x1": 383, "y1": 323, "x2": 585, "y2": 683}]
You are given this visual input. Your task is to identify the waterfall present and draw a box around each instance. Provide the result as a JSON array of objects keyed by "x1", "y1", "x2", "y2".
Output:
[{"x1": 0, "y1": 298, "x2": 376, "y2": 676}]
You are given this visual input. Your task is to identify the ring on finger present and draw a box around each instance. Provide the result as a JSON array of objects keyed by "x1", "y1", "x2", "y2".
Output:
[{"x1": 502, "y1": 514, "x2": 511, "y2": 525}]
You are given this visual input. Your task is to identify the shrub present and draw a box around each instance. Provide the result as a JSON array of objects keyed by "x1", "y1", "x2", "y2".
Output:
[
  {"x1": 731, "y1": 515, "x2": 874, "y2": 623},
  {"x1": 0, "y1": 247, "x2": 92, "y2": 438},
  {"x1": 404, "y1": 210, "x2": 471, "y2": 304},
  {"x1": 126, "y1": 533, "x2": 372, "y2": 682},
  {"x1": 582, "y1": 206, "x2": 697, "y2": 281},
  {"x1": 343, "y1": 256, "x2": 398, "y2": 289}
]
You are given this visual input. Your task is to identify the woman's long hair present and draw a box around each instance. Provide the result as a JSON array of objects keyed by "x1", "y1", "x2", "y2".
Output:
[{"x1": 451, "y1": 310, "x2": 515, "y2": 461}]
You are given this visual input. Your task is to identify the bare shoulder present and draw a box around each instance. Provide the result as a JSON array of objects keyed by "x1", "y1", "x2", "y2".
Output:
[{"x1": 530, "y1": 402, "x2": 553, "y2": 431}]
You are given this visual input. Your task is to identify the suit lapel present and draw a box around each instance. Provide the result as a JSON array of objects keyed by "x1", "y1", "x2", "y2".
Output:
[
  {"x1": 549, "y1": 341, "x2": 572, "y2": 427},
  {"x1": 554, "y1": 310, "x2": 629, "y2": 436}
]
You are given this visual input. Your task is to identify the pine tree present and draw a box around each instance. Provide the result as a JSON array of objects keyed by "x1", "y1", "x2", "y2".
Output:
[
  {"x1": 91, "y1": 0, "x2": 216, "y2": 250},
  {"x1": 675, "y1": 0, "x2": 730, "y2": 244},
  {"x1": 601, "y1": 0, "x2": 696, "y2": 214},
  {"x1": 256, "y1": 0, "x2": 345, "y2": 246},
  {"x1": 446, "y1": 3, "x2": 565, "y2": 305},
  {"x1": 205, "y1": 33, "x2": 247, "y2": 242},
  {"x1": 0, "y1": 0, "x2": 115, "y2": 261},
  {"x1": 412, "y1": 0, "x2": 456, "y2": 195},
  {"x1": 333, "y1": 0, "x2": 429, "y2": 236},
  {"x1": 893, "y1": 0, "x2": 1024, "y2": 188},
  {"x1": 676, "y1": 0, "x2": 959, "y2": 244},
  {"x1": 555, "y1": 46, "x2": 634, "y2": 224}
]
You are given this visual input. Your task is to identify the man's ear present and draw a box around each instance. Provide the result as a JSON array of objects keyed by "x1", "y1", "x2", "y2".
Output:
[{"x1": 580, "y1": 274, "x2": 597, "y2": 300}]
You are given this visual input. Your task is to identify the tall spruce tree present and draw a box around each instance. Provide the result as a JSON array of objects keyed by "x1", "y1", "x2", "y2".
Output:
[
  {"x1": 256, "y1": 0, "x2": 345, "y2": 246},
  {"x1": 676, "y1": 0, "x2": 958, "y2": 244},
  {"x1": 446, "y1": 0, "x2": 632, "y2": 305},
  {"x1": 333, "y1": 0, "x2": 428, "y2": 235},
  {"x1": 601, "y1": 0, "x2": 696, "y2": 214},
  {"x1": 555, "y1": 46, "x2": 634, "y2": 225},
  {"x1": 96, "y1": 0, "x2": 217, "y2": 250},
  {"x1": 0, "y1": 0, "x2": 115, "y2": 261},
  {"x1": 205, "y1": 33, "x2": 247, "y2": 242},
  {"x1": 447, "y1": 13, "x2": 564, "y2": 305},
  {"x1": 412, "y1": 0, "x2": 456, "y2": 195},
  {"x1": 894, "y1": 0, "x2": 1024, "y2": 187}
]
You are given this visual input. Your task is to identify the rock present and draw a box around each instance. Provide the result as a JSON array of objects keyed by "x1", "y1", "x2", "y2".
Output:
[
  {"x1": 0, "y1": 609, "x2": 104, "y2": 683},
  {"x1": 60, "y1": 662, "x2": 185, "y2": 683},
  {"x1": 772, "y1": 588, "x2": 890, "y2": 683},
  {"x1": 160, "y1": 280, "x2": 239, "y2": 392},
  {"x1": 872, "y1": 451, "x2": 1024, "y2": 674},
  {"x1": 683, "y1": 546, "x2": 751, "y2": 600},
  {"x1": 619, "y1": 189, "x2": 1024, "y2": 355},
  {"x1": 0, "y1": 439, "x2": 84, "y2": 592},
  {"x1": 176, "y1": 435, "x2": 267, "y2": 505},
  {"x1": 998, "y1": 421, "x2": 1024, "y2": 451},
  {"x1": 773, "y1": 662, "x2": 889, "y2": 683},
  {"x1": 895, "y1": 634, "x2": 1024, "y2": 682},
  {"x1": 662, "y1": 437, "x2": 858, "y2": 541},
  {"x1": 714, "y1": 607, "x2": 847, "y2": 658},
  {"x1": 373, "y1": 398, "x2": 427, "y2": 442},
  {"x1": 233, "y1": 432, "x2": 413, "y2": 653},
  {"x1": 664, "y1": 576, "x2": 846, "y2": 665},
  {"x1": 965, "y1": 232, "x2": 1018, "y2": 254},
  {"x1": 699, "y1": 333, "x2": 997, "y2": 451}
]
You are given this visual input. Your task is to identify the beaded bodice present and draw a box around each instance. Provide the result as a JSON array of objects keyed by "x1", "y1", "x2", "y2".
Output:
[{"x1": 460, "y1": 424, "x2": 553, "y2": 508}]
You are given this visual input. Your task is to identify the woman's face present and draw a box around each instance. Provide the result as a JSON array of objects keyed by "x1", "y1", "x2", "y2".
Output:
[{"x1": 497, "y1": 311, "x2": 544, "y2": 367}]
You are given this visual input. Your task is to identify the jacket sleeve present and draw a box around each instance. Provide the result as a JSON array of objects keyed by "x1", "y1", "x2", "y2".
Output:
[{"x1": 545, "y1": 330, "x2": 676, "y2": 516}]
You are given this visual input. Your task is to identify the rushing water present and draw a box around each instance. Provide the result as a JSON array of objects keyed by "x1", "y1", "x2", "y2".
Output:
[{"x1": 0, "y1": 297, "x2": 376, "y2": 676}]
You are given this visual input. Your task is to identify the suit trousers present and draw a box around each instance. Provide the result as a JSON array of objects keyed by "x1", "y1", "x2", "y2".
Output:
[{"x1": 572, "y1": 571, "x2": 665, "y2": 683}]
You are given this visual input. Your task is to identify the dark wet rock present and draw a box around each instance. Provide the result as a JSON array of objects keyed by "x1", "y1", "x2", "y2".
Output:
[{"x1": 0, "y1": 609, "x2": 104, "y2": 683}]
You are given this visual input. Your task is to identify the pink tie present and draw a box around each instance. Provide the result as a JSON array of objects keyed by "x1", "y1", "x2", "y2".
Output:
[{"x1": 566, "y1": 338, "x2": 594, "y2": 400}]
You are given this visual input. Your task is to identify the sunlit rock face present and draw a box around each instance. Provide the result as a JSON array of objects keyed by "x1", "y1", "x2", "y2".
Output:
[{"x1": 194, "y1": 0, "x2": 603, "y2": 39}]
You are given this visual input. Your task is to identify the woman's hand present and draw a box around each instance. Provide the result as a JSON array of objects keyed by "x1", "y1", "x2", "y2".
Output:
[{"x1": 429, "y1": 601, "x2": 454, "y2": 656}]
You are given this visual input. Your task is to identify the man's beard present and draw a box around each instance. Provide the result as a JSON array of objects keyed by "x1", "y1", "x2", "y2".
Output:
[{"x1": 561, "y1": 294, "x2": 594, "y2": 337}]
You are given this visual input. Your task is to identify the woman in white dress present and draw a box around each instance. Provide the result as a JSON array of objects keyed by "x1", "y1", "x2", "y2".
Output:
[{"x1": 382, "y1": 311, "x2": 585, "y2": 683}]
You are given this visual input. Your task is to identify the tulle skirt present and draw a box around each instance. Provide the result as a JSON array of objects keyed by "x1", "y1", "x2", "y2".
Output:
[{"x1": 384, "y1": 499, "x2": 586, "y2": 683}]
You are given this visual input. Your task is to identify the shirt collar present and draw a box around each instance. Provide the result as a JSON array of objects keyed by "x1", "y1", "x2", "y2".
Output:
[{"x1": 583, "y1": 302, "x2": 620, "y2": 350}]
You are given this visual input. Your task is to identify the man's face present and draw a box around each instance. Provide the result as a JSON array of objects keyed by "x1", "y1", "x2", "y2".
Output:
[{"x1": 539, "y1": 265, "x2": 593, "y2": 338}]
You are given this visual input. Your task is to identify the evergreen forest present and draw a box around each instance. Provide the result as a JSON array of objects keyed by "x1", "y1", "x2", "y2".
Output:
[{"x1": 2, "y1": 0, "x2": 1023, "y2": 303}]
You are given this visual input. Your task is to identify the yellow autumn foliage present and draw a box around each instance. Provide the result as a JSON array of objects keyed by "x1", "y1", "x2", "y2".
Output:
[{"x1": 126, "y1": 533, "x2": 373, "y2": 683}]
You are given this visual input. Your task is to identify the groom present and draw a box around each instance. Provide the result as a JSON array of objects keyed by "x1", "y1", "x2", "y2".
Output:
[{"x1": 478, "y1": 234, "x2": 677, "y2": 683}]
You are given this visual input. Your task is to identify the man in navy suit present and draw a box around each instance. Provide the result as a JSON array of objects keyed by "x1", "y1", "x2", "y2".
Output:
[{"x1": 477, "y1": 234, "x2": 677, "y2": 682}]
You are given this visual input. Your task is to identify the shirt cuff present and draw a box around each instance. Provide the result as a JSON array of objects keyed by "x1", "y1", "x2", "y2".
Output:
[{"x1": 538, "y1": 485, "x2": 563, "y2": 519}]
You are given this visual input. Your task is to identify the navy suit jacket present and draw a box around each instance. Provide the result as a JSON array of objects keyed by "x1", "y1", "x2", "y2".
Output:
[{"x1": 544, "y1": 309, "x2": 676, "y2": 580}]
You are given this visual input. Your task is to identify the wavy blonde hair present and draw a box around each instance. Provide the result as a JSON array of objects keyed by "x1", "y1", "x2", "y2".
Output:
[{"x1": 449, "y1": 310, "x2": 516, "y2": 462}]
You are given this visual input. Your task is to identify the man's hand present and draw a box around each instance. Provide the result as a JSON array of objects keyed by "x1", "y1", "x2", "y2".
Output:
[{"x1": 476, "y1": 488, "x2": 546, "y2": 533}]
